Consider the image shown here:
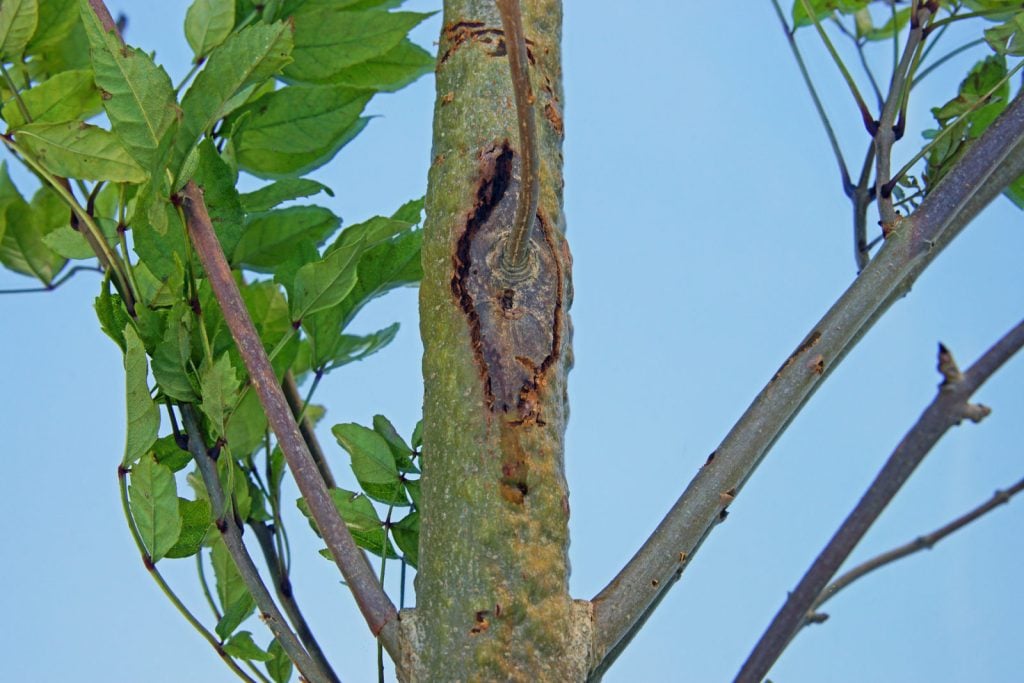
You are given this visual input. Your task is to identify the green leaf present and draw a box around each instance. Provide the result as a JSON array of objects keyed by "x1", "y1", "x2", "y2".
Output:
[
  {"x1": 373, "y1": 414, "x2": 417, "y2": 473},
  {"x1": 265, "y1": 639, "x2": 293, "y2": 683},
  {"x1": 925, "y1": 55, "x2": 1009, "y2": 190},
  {"x1": 132, "y1": 198, "x2": 189, "y2": 279},
  {"x1": 238, "y1": 178, "x2": 333, "y2": 212},
  {"x1": 41, "y1": 224, "x2": 93, "y2": 259},
  {"x1": 411, "y1": 418, "x2": 422, "y2": 449},
  {"x1": 0, "y1": 0, "x2": 38, "y2": 59},
  {"x1": 152, "y1": 434, "x2": 192, "y2": 472},
  {"x1": 123, "y1": 324, "x2": 160, "y2": 465},
  {"x1": 284, "y1": 8, "x2": 430, "y2": 84},
  {"x1": 151, "y1": 304, "x2": 200, "y2": 402},
  {"x1": 129, "y1": 453, "x2": 181, "y2": 562},
  {"x1": 211, "y1": 537, "x2": 256, "y2": 638},
  {"x1": 0, "y1": 164, "x2": 63, "y2": 282},
  {"x1": 312, "y1": 224, "x2": 420, "y2": 335},
  {"x1": 232, "y1": 205, "x2": 339, "y2": 271},
  {"x1": 791, "y1": 0, "x2": 868, "y2": 28},
  {"x1": 391, "y1": 510, "x2": 419, "y2": 568},
  {"x1": 174, "y1": 22, "x2": 293, "y2": 182},
  {"x1": 0, "y1": 184, "x2": 68, "y2": 283},
  {"x1": 985, "y1": 13, "x2": 1024, "y2": 55},
  {"x1": 224, "y1": 631, "x2": 273, "y2": 662},
  {"x1": 1, "y1": 69, "x2": 102, "y2": 128},
  {"x1": 404, "y1": 476, "x2": 420, "y2": 509},
  {"x1": 329, "y1": 38, "x2": 433, "y2": 92},
  {"x1": 26, "y1": 0, "x2": 76, "y2": 56},
  {"x1": 225, "y1": 390, "x2": 269, "y2": 461},
  {"x1": 185, "y1": 0, "x2": 235, "y2": 60},
  {"x1": 79, "y1": 0, "x2": 177, "y2": 174},
  {"x1": 194, "y1": 139, "x2": 245, "y2": 257},
  {"x1": 860, "y1": 7, "x2": 912, "y2": 42},
  {"x1": 199, "y1": 353, "x2": 240, "y2": 439},
  {"x1": 95, "y1": 286, "x2": 131, "y2": 352},
  {"x1": 233, "y1": 84, "x2": 371, "y2": 178},
  {"x1": 165, "y1": 497, "x2": 213, "y2": 559},
  {"x1": 16, "y1": 121, "x2": 147, "y2": 182},
  {"x1": 332, "y1": 423, "x2": 407, "y2": 506},
  {"x1": 297, "y1": 487, "x2": 397, "y2": 558},
  {"x1": 300, "y1": 321, "x2": 399, "y2": 372},
  {"x1": 290, "y1": 235, "x2": 363, "y2": 320}
]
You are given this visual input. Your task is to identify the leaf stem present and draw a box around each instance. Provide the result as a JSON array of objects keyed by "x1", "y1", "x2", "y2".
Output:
[
  {"x1": 117, "y1": 467, "x2": 255, "y2": 682},
  {"x1": 771, "y1": 0, "x2": 852, "y2": 193},
  {"x1": 736, "y1": 321, "x2": 1024, "y2": 681},
  {"x1": 796, "y1": 0, "x2": 874, "y2": 133},
  {"x1": 0, "y1": 63, "x2": 32, "y2": 124},
  {"x1": 496, "y1": 0, "x2": 539, "y2": 275}
]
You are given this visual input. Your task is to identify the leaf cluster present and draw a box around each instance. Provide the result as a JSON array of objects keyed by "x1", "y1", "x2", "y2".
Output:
[{"x1": 0, "y1": 0, "x2": 432, "y2": 678}]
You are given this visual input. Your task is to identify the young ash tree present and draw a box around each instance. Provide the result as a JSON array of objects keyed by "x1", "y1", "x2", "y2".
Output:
[{"x1": 2, "y1": 0, "x2": 1023, "y2": 681}]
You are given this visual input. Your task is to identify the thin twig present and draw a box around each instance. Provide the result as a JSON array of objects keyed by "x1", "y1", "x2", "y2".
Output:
[
  {"x1": 496, "y1": 0, "x2": 539, "y2": 275},
  {"x1": 117, "y1": 468, "x2": 256, "y2": 682},
  {"x1": 588, "y1": 89, "x2": 1024, "y2": 678},
  {"x1": 808, "y1": 475, "x2": 1024, "y2": 623},
  {"x1": 796, "y1": 0, "x2": 874, "y2": 133},
  {"x1": 853, "y1": 144, "x2": 876, "y2": 271},
  {"x1": 181, "y1": 406, "x2": 329, "y2": 683},
  {"x1": 0, "y1": 265, "x2": 103, "y2": 294},
  {"x1": 178, "y1": 181, "x2": 403, "y2": 664},
  {"x1": 736, "y1": 321, "x2": 1024, "y2": 682}
]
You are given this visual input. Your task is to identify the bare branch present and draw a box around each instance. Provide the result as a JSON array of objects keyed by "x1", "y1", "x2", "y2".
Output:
[
  {"x1": 737, "y1": 321, "x2": 1024, "y2": 682},
  {"x1": 178, "y1": 181, "x2": 404, "y2": 663},
  {"x1": 181, "y1": 406, "x2": 330, "y2": 683},
  {"x1": 589, "y1": 87, "x2": 1024, "y2": 676},
  {"x1": 808, "y1": 476, "x2": 1024, "y2": 623}
]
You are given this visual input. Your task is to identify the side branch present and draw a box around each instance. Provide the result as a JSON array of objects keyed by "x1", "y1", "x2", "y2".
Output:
[
  {"x1": 178, "y1": 181, "x2": 403, "y2": 662},
  {"x1": 181, "y1": 406, "x2": 330, "y2": 683},
  {"x1": 737, "y1": 322, "x2": 1024, "y2": 681},
  {"x1": 808, "y1": 475, "x2": 1024, "y2": 623},
  {"x1": 589, "y1": 90, "x2": 1024, "y2": 675}
]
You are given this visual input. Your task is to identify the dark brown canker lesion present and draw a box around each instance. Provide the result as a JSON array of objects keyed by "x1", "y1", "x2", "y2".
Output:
[
  {"x1": 451, "y1": 143, "x2": 563, "y2": 425},
  {"x1": 439, "y1": 21, "x2": 537, "y2": 66}
]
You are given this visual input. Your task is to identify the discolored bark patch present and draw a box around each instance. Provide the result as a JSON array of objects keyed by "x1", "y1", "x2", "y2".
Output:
[{"x1": 451, "y1": 142, "x2": 564, "y2": 421}]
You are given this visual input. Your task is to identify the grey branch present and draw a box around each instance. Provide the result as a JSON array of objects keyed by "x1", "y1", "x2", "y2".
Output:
[
  {"x1": 588, "y1": 85, "x2": 1024, "y2": 678},
  {"x1": 737, "y1": 321, "x2": 1024, "y2": 682}
]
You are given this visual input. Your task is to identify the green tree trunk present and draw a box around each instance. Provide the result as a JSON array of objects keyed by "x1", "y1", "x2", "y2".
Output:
[{"x1": 410, "y1": 1, "x2": 590, "y2": 680}]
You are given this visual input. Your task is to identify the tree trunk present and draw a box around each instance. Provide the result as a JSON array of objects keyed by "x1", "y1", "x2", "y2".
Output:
[{"x1": 408, "y1": 1, "x2": 591, "y2": 680}]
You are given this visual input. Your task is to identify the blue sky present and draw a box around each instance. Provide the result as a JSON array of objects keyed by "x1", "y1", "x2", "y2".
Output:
[{"x1": 1, "y1": 2, "x2": 1022, "y2": 681}]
